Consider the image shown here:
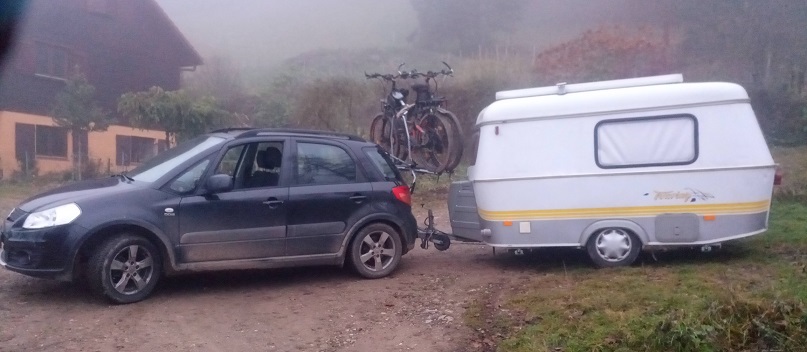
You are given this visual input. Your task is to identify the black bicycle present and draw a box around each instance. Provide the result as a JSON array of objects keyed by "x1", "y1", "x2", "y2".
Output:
[{"x1": 365, "y1": 62, "x2": 463, "y2": 174}]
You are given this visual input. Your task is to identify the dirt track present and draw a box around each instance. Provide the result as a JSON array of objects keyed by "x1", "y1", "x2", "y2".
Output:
[{"x1": 0, "y1": 191, "x2": 569, "y2": 352}]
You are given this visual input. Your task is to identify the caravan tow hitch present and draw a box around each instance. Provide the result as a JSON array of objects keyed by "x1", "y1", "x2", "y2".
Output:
[{"x1": 418, "y1": 209, "x2": 451, "y2": 251}]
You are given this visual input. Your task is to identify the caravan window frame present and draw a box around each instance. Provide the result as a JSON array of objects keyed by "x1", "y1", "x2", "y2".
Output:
[{"x1": 594, "y1": 114, "x2": 699, "y2": 169}]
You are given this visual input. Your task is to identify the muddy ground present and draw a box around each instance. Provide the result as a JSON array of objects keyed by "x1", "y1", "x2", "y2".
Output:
[{"x1": 0, "y1": 188, "x2": 579, "y2": 352}]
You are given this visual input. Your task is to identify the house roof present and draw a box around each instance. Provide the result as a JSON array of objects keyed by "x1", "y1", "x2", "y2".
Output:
[{"x1": 147, "y1": 0, "x2": 203, "y2": 67}]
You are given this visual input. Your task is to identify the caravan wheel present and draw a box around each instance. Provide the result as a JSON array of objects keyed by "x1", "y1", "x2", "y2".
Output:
[{"x1": 586, "y1": 228, "x2": 641, "y2": 268}]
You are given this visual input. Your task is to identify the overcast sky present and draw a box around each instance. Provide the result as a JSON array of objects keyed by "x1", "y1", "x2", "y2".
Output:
[{"x1": 156, "y1": 0, "x2": 418, "y2": 68}]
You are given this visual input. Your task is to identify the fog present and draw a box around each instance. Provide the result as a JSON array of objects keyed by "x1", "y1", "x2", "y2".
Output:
[
  {"x1": 152, "y1": 0, "x2": 807, "y2": 145},
  {"x1": 156, "y1": 0, "x2": 418, "y2": 68},
  {"x1": 155, "y1": 0, "x2": 635, "y2": 70}
]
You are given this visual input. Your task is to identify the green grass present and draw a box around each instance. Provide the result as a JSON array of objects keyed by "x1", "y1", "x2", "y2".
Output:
[
  {"x1": 772, "y1": 145, "x2": 807, "y2": 201},
  {"x1": 0, "y1": 180, "x2": 64, "y2": 217},
  {"x1": 469, "y1": 201, "x2": 807, "y2": 352}
]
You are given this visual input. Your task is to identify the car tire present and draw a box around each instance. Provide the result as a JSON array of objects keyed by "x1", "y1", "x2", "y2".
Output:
[
  {"x1": 586, "y1": 228, "x2": 641, "y2": 268},
  {"x1": 87, "y1": 234, "x2": 162, "y2": 304},
  {"x1": 349, "y1": 223, "x2": 403, "y2": 279}
]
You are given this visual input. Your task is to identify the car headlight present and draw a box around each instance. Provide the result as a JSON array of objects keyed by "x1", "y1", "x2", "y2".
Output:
[{"x1": 22, "y1": 203, "x2": 82, "y2": 229}]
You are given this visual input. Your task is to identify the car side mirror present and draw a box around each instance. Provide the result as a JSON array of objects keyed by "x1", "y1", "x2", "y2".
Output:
[{"x1": 205, "y1": 174, "x2": 233, "y2": 194}]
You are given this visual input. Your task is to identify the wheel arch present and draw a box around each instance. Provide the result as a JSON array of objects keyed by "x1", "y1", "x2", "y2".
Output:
[
  {"x1": 71, "y1": 221, "x2": 176, "y2": 280},
  {"x1": 579, "y1": 219, "x2": 649, "y2": 247},
  {"x1": 339, "y1": 215, "x2": 407, "y2": 264}
]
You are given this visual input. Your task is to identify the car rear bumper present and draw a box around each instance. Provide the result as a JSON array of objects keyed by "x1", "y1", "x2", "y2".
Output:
[{"x1": 401, "y1": 212, "x2": 418, "y2": 253}]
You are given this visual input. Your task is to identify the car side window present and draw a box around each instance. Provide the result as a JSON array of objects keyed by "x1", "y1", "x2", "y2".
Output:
[
  {"x1": 212, "y1": 142, "x2": 284, "y2": 191},
  {"x1": 169, "y1": 159, "x2": 211, "y2": 194},
  {"x1": 242, "y1": 142, "x2": 284, "y2": 189},
  {"x1": 215, "y1": 144, "x2": 246, "y2": 178},
  {"x1": 296, "y1": 142, "x2": 356, "y2": 185}
]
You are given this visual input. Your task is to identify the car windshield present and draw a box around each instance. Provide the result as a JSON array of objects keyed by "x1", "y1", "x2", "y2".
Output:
[{"x1": 127, "y1": 136, "x2": 225, "y2": 182}]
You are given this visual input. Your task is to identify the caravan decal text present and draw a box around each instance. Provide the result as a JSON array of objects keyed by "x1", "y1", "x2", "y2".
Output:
[{"x1": 650, "y1": 188, "x2": 714, "y2": 203}]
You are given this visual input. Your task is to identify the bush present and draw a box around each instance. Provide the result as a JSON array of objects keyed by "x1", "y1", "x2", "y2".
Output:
[
  {"x1": 13, "y1": 153, "x2": 38, "y2": 181},
  {"x1": 287, "y1": 77, "x2": 375, "y2": 135},
  {"x1": 751, "y1": 89, "x2": 807, "y2": 146},
  {"x1": 645, "y1": 297, "x2": 807, "y2": 351}
]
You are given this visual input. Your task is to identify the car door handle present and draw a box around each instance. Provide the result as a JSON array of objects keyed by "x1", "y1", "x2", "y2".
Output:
[
  {"x1": 349, "y1": 194, "x2": 367, "y2": 203},
  {"x1": 263, "y1": 198, "x2": 284, "y2": 208}
]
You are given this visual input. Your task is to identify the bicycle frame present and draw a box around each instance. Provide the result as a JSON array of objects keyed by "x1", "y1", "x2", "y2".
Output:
[{"x1": 367, "y1": 62, "x2": 461, "y2": 175}]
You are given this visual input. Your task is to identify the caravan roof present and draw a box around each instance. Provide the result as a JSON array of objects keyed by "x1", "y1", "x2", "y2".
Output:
[{"x1": 478, "y1": 76, "x2": 750, "y2": 126}]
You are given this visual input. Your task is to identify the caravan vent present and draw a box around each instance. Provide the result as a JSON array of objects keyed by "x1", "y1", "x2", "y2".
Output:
[{"x1": 495, "y1": 74, "x2": 684, "y2": 100}]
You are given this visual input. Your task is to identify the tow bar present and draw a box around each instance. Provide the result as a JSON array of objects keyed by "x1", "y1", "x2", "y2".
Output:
[{"x1": 418, "y1": 209, "x2": 452, "y2": 251}]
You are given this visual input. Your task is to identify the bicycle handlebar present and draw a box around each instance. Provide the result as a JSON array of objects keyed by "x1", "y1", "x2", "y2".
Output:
[
  {"x1": 364, "y1": 72, "x2": 398, "y2": 81},
  {"x1": 365, "y1": 62, "x2": 454, "y2": 82}
]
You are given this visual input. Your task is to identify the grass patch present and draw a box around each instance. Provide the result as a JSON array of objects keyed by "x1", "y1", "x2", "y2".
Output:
[
  {"x1": 0, "y1": 180, "x2": 64, "y2": 216},
  {"x1": 772, "y1": 146, "x2": 807, "y2": 202},
  {"x1": 466, "y1": 201, "x2": 807, "y2": 352}
]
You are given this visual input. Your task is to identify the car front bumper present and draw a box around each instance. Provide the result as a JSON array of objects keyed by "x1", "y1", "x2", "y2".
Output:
[{"x1": 1, "y1": 219, "x2": 84, "y2": 282}]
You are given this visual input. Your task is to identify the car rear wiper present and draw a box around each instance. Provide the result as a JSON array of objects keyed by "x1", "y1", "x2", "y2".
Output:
[{"x1": 112, "y1": 173, "x2": 134, "y2": 182}]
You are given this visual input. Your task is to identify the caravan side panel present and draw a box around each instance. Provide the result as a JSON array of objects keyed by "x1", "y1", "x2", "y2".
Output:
[
  {"x1": 474, "y1": 168, "x2": 772, "y2": 247},
  {"x1": 472, "y1": 91, "x2": 775, "y2": 248}
]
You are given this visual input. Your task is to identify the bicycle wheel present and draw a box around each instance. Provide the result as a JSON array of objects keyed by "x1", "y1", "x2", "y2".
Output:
[
  {"x1": 370, "y1": 113, "x2": 406, "y2": 160},
  {"x1": 411, "y1": 113, "x2": 456, "y2": 173},
  {"x1": 436, "y1": 108, "x2": 464, "y2": 172}
]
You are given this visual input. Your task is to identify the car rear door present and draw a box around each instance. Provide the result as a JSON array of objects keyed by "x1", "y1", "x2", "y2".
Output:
[{"x1": 285, "y1": 139, "x2": 372, "y2": 256}]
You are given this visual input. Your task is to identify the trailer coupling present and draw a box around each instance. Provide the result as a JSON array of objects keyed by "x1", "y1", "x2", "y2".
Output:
[{"x1": 418, "y1": 209, "x2": 451, "y2": 251}]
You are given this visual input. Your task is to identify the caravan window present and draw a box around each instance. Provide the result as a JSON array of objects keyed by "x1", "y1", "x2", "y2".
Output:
[{"x1": 595, "y1": 115, "x2": 698, "y2": 168}]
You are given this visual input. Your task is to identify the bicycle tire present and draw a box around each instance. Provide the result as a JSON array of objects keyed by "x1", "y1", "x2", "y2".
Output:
[
  {"x1": 436, "y1": 108, "x2": 464, "y2": 172},
  {"x1": 411, "y1": 113, "x2": 456, "y2": 174},
  {"x1": 370, "y1": 113, "x2": 406, "y2": 160}
]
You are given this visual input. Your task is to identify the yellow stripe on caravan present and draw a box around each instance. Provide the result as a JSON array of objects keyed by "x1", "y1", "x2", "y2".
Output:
[{"x1": 478, "y1": 200, "x2": 770, "y2": 221}]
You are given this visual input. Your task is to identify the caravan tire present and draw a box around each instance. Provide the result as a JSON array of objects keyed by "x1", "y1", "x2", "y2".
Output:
[{"x1": 586, "y1": 228, "x2": 641, "y2": 268}]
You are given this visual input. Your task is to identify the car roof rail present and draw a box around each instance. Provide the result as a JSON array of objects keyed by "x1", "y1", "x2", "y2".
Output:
[
  {"x1": 234, "y1": 128, "x2": 366, "y2": 142},
  {"x1": 210, "y1": 127, "x2": 255, "y2": 134}
]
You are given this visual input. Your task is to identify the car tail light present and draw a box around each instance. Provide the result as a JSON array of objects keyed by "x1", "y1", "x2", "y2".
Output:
[
  {"x1": 392, "y1": 185, "x2": 412, "y2": 206},
  {"x1": 774, "y1": 166, "x2": 783, "y2": 186}
]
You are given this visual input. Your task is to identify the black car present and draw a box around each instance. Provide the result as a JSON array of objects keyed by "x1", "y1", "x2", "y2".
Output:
[{"x1": 1, "y1": 129, "x2": 417, "y2": 303}]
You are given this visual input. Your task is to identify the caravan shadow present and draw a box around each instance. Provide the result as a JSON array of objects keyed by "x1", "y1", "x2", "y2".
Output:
[{"x1": 482, "y1": 243, "x2": 755, "y2": 273}]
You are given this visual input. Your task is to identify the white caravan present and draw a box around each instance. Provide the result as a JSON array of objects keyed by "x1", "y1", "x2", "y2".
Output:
[{"x1": 446, "y1": 74, "x2": 778, "y2": 267}]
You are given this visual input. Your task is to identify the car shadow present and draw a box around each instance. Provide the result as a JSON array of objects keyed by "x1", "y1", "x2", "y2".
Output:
[
  {"x1": 1, "y1": 244, "x2": 757, "y2": 305},
  {"x1": 152, "y1": 265, "x2": 360, "y2": 299}
]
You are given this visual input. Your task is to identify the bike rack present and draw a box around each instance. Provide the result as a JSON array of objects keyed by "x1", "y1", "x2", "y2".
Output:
[{"x1": 367, "y1": 63, "x2": 461, "y2": 175}]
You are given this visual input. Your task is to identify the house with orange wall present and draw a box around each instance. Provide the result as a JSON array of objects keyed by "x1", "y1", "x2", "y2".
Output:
[{"x1": 0, "y1": 0, "x2": 202, "y2": 179}]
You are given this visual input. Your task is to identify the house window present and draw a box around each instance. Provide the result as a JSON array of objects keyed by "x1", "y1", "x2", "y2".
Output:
[
  {"x1": 35, "y1": 43, "x2": 69, "y2": 79},
  {"x1": 595, "y1": 115, "x2": 698, "y2": 169},
  {"x1": 15, "y1": 123, "x2": 69, "y2": 159},
  {"x1": 116, "y1": 135, "x2": 157, "y2": 166},
  {"x1": 36, "y1": 126, "x2": 69, "y2": 157}
]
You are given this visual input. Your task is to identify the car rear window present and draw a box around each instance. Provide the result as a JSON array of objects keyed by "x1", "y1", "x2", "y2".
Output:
[{"x1": 363, "y1": 147, "x2": 403, "y2": 182}]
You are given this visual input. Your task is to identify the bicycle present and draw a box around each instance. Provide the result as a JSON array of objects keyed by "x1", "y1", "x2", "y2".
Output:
[{"x1": 365, "y1": 62, "x2": 463, "y2": 174}]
